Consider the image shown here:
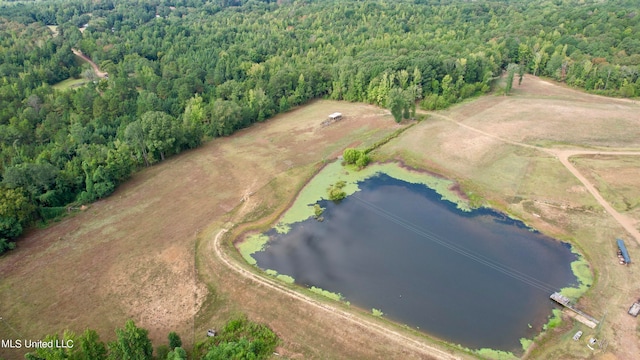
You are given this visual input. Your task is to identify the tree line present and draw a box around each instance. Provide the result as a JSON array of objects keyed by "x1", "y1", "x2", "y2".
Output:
[
  {"x1": 1, "y1": 0, "x2": 639, "y2": 253},
  {"x1": 23, "y1": 317, "x2": 278, "y2": 360}
]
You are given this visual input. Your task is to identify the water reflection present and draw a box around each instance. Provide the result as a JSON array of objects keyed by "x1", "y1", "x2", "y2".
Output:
[{"x1": 253, "y1": 174, "x2": 578, "y2": 353}]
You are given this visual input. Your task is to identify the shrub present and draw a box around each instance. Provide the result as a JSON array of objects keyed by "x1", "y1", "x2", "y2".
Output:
[
  {"x1": 355, "y1": 153, "x2": 370, "y2": 168},
  {"x1": 168, "y1": 332, "x2": 182, "y2": 349},
  {"x1": 327, "y1": 181, "x2": 347, "y2": 201},
  {"x1": 343, "y1": 148, "x2": 360, "y2": 164},
  {"x1": 343, "y1": 148, "x2": 370, "y2": 168}
]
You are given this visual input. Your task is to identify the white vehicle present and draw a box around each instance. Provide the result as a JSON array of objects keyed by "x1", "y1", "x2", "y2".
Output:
[{"x1": 573, "y1": 331, "x2": 583, "y2": 341}]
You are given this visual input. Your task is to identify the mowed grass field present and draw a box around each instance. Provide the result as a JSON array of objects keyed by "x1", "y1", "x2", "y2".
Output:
[{"x1": 2, "y1": 76, "x2": 640, "y2": 360}]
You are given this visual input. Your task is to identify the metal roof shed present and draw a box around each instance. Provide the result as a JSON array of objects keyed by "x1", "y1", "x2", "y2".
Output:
[{"x1": 617, "y1": 238, "x2": 631, "y2": 264}]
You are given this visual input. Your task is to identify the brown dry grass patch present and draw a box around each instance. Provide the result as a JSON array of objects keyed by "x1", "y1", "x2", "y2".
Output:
[
  {"x1": 2, "y1": 100, "x2": 445, "y2": 359},
  {"x1": 445, "y1": 76, "x2": 640, "y2": 148}
]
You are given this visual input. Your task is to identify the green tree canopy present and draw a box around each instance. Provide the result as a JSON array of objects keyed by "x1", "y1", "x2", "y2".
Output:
[
  {"x1": 108, "y1": 320, "x2": 153, "y2": 360},
  {"x1": 1, "y1": 0, "x2": 639, "y2": 252},
  {"x1": 0, "y1": 186, "x2": 35, "y2": 253},
  {"x1": 168, "y1": 332, "x2": 182, "y2": 350}
]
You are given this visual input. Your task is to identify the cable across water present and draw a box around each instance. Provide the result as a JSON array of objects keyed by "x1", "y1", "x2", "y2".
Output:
[{"x1": 350, "y1": 194, "x2": 561, "y2": 294}]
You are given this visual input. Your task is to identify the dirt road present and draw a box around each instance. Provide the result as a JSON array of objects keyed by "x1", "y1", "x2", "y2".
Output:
[
  {"x1": 72, "y1": 48, "x2": 108, "y2": 78},
  {"x1": 553, "y1": 150, "x2": 640, "y2": 245},
  {"x1": 422, "y1": 111, "x2": 640, "y2": 245},
  {"x1": 211, "y1": 227, "x2": 462, "y2": 360}
]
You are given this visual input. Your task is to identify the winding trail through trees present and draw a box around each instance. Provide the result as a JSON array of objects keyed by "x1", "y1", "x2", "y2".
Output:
[
  {"x1": 423, "y1": 111, "x2": 640, "y2": 245},
  {"x1": 72, "y1": 48, "x2": 108, "y2": 78},
  {"x1": 211, "y1": 228, "x2": 461, "y2": 360}
]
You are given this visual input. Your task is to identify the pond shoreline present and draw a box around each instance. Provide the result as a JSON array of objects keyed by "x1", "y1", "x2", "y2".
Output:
[{"x1": 236, "y1": 160, "x2": 591, "y2": 355}]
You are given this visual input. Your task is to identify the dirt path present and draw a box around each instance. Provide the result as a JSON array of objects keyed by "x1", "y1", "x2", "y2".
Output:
[
  {"x1": 72, "y1": 48, "x2": 108, "y2": 78},
  {"x1": 421, "y1": 111, "x2": 640, "y2": 245},
  {"x1": 210, "y1": 227, "x2": 461, "y2": 360},
  {"x1": 554, "y1": 150, "x2": 640, "y2": 244}
]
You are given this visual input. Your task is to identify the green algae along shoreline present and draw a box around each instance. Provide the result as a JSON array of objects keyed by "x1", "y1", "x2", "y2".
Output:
[
  {"x1": 239, "y1": 159, "x2": 592, "y2": 296},
  {"x1": 238, "y1": 159, "x2": 467, "y2": 264},
  {"x1": 236, "y1": 159, "x2": 593, "y2": 357}
]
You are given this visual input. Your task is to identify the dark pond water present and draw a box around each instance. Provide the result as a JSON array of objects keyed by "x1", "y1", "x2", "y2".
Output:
[{"x1": 252, "y1": 174, "x2": 578, "y2": 353}]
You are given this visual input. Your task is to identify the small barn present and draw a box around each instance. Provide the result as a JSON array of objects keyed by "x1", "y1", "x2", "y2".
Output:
[{"x1": 617, "y1": 238, "x2": 631, "y2": 264}]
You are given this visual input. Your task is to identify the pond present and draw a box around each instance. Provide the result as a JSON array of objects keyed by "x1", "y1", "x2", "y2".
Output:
[{"x1": 248, "y1": 171, "x2": 582, "y2": 354}]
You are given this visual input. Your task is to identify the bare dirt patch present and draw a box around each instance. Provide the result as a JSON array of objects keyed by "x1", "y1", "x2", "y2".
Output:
[{"x1": 72, "y1": 48, "x2": 108, "y2": 78}]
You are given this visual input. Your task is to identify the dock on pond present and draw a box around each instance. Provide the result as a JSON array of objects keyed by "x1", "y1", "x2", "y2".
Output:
[{"x1": 550, "y1": 292, "x2": 600, "y2": 328}]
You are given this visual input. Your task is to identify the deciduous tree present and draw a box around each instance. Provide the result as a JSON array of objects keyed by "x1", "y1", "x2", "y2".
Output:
[{"x1": 108, "y1": 320, "x2": 153, "y2": 360}]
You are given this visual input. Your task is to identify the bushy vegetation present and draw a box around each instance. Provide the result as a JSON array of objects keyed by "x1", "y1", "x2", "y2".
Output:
[
  {"x1": 313, "y1": 203, "x2": 324, "y2": 221},
  {"x1": 24, "y1": 320, "x2": 150, "y2": 360},
  {"x1": 1, "y1": 0, "x2": 639, "y2": 252},
  {"x1": 200, "y1": 317, "x2": 279, "y2": 360},
  {"x1": 327, "y1": 181, "x2": 347, "y2": 202},
  {"x1": 343, "y1": 148, "x2": 370, "y2": 168},
  {"x1": 24, "y1": 317, "x2": 278, "y2": 360}
]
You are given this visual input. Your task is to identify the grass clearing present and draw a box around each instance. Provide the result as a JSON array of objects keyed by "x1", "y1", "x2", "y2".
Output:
[
  {"x1": 52, "y1": 77, "x2": 89, "y2": 90},
  {"x1": 572, "y1": 155, "x2": 640, "y2": 217},
  {"x1": 375, "y1": 76, "x2": 640, "y2": 359},
  {"x1": 2, "y1": 100, "x2": 438, "y2": 360},
  {"x1": 47, "y1": 25, "x2": 58, "y2": 37},
  {"x1": 3, "y1": 77, "x2": 640, "y2": 359},
  {"x1": 447, "y1": 76, "x2": 640, "y2": 148}
]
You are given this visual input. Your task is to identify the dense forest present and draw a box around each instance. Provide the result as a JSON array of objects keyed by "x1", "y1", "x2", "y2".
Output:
[{"x1": 1, "y1": 0, "x2": 639, "y2": 253}]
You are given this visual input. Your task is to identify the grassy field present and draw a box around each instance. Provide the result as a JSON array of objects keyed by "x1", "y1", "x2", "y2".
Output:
[
  {"x1": 375, "y1": 76, "x2": 640, "y2": 359},
  {"x1": 572, "y1": 155, "x2": 640, "y2": 222},
  {"x1": 52, "y1": 52, "x2": 102, "y2": 89},
  {"x1": 2, "y1": 100, "x2": 444, "y2": 359},
  {"x1": 52, "y1": 77, "x2": 89, "y2": 90},
  {"x1": 1, "y1": 77, "x2": 640, "y2": 360},
  {"x1": 453, "y1": 78, "x2": 640, "y2": 149}
]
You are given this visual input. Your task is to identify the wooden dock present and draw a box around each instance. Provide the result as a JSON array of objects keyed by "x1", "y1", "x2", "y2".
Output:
[{"x1": 550, "y1": 292, "x2": 599, "y2": 328}]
